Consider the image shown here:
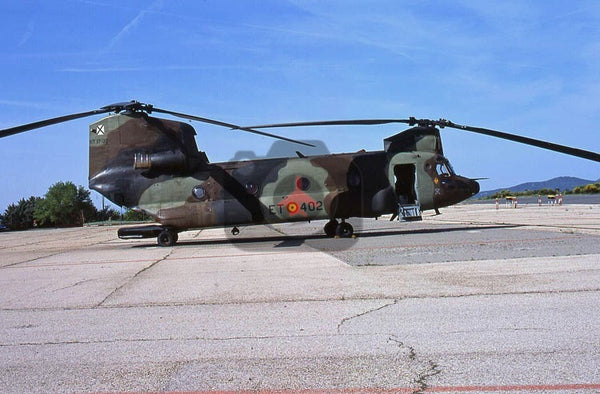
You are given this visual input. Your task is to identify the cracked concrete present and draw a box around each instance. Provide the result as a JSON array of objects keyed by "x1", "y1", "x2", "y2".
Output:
[
  {"x1": 0, "y1": 204, "x2": 599, "y2": 392},
  {"x1": 337, "y1": 299, "x2": 398, "y2": 332},
  {"x1": 385, "y1": 336, "x2": 442, "y2": 393},
  {"x1": 97, "y1": 249, "x2": 173, "y2": 307}
]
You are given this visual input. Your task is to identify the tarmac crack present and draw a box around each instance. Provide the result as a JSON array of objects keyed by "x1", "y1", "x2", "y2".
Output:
[
  {"x1": 0, "y1": 251, "x2": 65, "y2": 269},
  {"x1": 413, "y1": 359, "x2": 442, "y2": 393},
  {"x1": 337, "y1": 299, "x2": 398, "y2": 332},
  {"x1": 388, "y1": 336, "x2": 442, "y2": 394},
  {"x1": 52, "y1": 279, "x2": 96, "y2": 292},
  {"x1": 97, "y1": 250, "x2": 173, "y2": 307}
]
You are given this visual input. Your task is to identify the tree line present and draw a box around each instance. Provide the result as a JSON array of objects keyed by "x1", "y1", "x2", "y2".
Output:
[
  {"x1": 571, "y1": 182, "x2": 600, "y2": 194},
  {"x1": 486, "y1": 182, "x2": 600, "y2": 200},
  {"x1": 0, "y1": 181, "x2": 150, "y2": 230}
]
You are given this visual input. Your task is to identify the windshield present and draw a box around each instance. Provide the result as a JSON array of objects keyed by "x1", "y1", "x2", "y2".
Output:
[{"x1": 436, "y1": 160, "x2": 455, "y2": 176}]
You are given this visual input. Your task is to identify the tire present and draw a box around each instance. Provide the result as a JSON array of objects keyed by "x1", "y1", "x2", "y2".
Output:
[
  {"x1": 336, "y1": 222, "x2": 353, "y2": 238},
  {"x1": 324, "y1": 220, "x2": 338, "y2": 237},
  {"x1": 157, "y1": 230, "x2": 177, "y2": 247}
]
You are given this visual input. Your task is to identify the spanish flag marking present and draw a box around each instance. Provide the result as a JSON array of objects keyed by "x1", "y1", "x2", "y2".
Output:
[{"x1": 286, "y1": 202, "x2": 299, "y2": 214}]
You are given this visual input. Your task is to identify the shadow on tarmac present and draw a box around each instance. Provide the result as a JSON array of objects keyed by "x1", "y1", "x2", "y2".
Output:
[{"x1": 131, "y1": 224, "x2": 522, "y2": 249}]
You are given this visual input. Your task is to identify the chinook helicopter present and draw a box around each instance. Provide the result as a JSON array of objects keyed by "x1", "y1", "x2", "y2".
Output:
[{"x1": 1, "y1": 100, "x2": 599, "y2": 246}]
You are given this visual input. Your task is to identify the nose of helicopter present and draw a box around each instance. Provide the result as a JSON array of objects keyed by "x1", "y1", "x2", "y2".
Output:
[{"x1": 469, "y1": 178, "x2": 480, "y2": 195}]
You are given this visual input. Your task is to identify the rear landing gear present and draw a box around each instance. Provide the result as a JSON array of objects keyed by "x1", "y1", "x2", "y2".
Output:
[{"x1": 157, "y1": 229, "x2": 178, "y2": 247}]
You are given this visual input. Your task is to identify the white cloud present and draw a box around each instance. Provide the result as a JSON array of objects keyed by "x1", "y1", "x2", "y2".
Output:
[
  {"x1": 105, "y1": 0, "x2": 164, "y2": 52},
  {"x1": 18, "y1": 18, "x2": 35, "y2": 47}
]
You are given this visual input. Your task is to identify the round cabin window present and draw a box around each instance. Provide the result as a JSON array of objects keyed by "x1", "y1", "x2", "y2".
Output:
[
  {"x1": 245, "y1": 182, "x2": 258, "y2": 195},
  {"x1": 192, "y1": 185, "x2": 207, "y2": 200},
  {"x1": 296, "y1": 176, "x2": 310, "y2": 191}
]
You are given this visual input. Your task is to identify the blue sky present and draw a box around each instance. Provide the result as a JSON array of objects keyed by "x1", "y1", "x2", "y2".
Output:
[{"x1": 1, "y1": 0, "x2": 599, "y2": 211}]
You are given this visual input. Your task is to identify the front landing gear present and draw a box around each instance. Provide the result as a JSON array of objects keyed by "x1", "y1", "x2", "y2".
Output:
[
  {"x1": 157, "y1": 229, "x2": 178, "y2": 247},
  {"x1": 324, "y1": 219, "x2": 338, "y2": 237},
  {"x1": 323, "y1": 219, "x2": 354, "y2": 238},
  {"x1": 336, "y1": 221, "x2": 354, "y2": 238}
]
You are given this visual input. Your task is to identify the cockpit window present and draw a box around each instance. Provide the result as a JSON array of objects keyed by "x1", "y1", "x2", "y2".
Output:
[{"x1": 436, "y1": 161, "x2": 454, "y2": 176}]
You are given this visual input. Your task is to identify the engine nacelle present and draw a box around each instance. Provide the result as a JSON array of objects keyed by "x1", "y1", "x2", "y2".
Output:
[{"x1": 134, "y1": 150, "x2": 187, "y2": 173}]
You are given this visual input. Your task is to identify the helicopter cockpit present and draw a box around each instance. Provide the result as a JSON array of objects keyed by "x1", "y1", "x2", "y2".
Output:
[
  {"x1": 435, "y1": 159, "x2": 455, "y2": 177},
  {"x1": 432, "y1": 157, "x2": 480, "y2": 208}
]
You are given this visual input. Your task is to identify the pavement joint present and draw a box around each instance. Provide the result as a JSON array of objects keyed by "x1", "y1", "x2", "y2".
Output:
[
  {"x1": 2, "y1": 286, "x2": 599, "y2": 312},
  {"x1": 0, "y1": 332, "x2": 395, "y2": 348}
]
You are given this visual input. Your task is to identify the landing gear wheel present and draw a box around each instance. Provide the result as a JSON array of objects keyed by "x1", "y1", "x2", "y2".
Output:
[
  {"x1": 157, "y1": 230, "x2": 177, "y2": 247},
  {"x1": 324, "y1": 219, "x2": 338, "y2": 237},
  {"x1": 336, "y1": 222, "x2": 354, "y2": 238}
]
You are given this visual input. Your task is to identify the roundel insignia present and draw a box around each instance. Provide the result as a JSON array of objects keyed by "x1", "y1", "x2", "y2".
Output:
[{"x1": 287, "y1": 202, "x2": 299, "y2": 214}]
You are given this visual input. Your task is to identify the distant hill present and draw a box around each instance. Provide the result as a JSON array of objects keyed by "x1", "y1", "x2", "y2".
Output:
[{"x1": 475, "y1": 176, "x2": 597, "y2": 199}]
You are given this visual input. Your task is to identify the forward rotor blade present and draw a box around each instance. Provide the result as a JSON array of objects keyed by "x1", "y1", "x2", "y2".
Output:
[
  {"x1": 440, "y1": 120, "x2": 600, "y2": 163},
  {"x1": 0, "y1": 108, "x2": 111, "y2": 138},
  {"x1": 245, "y1": 119, "x2": 414, "y2": 129},
  {"x1": 151, "y1": 107, "x2": 315, "y2": 147},
  {"x1": 246, "y1": 117, "x2": 600, "y2": 163}
]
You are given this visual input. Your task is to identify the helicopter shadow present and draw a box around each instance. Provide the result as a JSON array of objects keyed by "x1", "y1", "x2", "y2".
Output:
[
  {"x1": 343, "y1": 223, "x2": 521, "y2": 239},
  {"x1": 131, "y1": 223, "x2": 522, "y2": 249}
]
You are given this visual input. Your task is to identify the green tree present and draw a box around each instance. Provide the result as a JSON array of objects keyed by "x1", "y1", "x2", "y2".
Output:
[
  {"x1": 537, "y1": 188, "x2": 557, "y2": 196},
  {"x1": 1, "y1": 196, "x2": 41, "y2": 230},
  {"x1": 489, "y1": 190, "x2": 513, "y2": 199},
  {"x1": 123, "y1": 209, "x2": 152, "y2": 222},
  {"x1": 93, "y1": 206, "x2": 121, "y2": 222},
  {"x1": 571, "y1": 183, "x2": 600, "y2": 194},
  {"x1": 34, "y1": 182, "x2": 96, "y2": 227}
]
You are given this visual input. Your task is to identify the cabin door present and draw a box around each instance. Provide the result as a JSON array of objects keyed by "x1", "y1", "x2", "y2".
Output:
[{"x1": 393, "y1": 164, "x2": 418, "y2": 204}]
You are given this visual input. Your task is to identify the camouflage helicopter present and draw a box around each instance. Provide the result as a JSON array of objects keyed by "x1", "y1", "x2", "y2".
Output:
[{"x1": 1, "y1": 100, "x2": 598, "y2": 246}]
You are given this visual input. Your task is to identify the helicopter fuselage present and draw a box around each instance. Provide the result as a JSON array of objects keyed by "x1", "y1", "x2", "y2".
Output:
[
  {"x1": 127, "y1": 151, "x2": 477, "y2": 229},
  {"x1": 87, "y1": 113, "x2": 479, "y2": 235}
]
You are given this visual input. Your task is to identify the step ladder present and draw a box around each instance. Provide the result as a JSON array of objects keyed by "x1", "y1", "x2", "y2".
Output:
[{"x1": 398, "y1": 202, "x2": 422, "y2": 221}]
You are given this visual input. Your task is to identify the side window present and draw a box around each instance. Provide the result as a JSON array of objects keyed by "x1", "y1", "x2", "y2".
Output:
[{"x1": 436, "y1": 163, "x2": 450, "y2": 176}]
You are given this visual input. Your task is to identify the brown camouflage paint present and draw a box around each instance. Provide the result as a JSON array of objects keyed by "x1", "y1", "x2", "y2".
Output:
[{"x1": 89, "y1": 113, "x2": 478, "y2": 231}]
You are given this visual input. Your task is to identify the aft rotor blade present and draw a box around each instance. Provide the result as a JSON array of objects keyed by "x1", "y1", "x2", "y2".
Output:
[
  {"x1": 0, "y1": 108, "x2": 112, "y2": 138},
  {"x1": 440, "y1": 120, "x2": 600, "y2": 163},
  {"x1": 151, "y1": 106, "x2": 315, "y2": 147}
]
